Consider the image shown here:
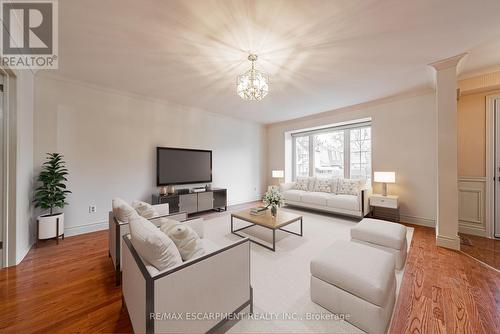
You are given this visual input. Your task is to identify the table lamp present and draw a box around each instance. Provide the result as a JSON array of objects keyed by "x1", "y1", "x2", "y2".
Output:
[
  {"x1": 272, "y1": 170, "x2": 284, "y2": 186},
  {"x1": 374, "y1": 171, "x2": 395, "y2": 196}
]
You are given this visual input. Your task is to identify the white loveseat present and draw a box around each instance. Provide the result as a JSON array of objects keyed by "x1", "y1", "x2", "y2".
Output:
[{"x1": 280, "y1": 177, "x2": 370, "y2": 218}]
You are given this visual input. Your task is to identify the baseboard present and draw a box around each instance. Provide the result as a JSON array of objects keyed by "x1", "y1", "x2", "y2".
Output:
[
  {"x1": 399, "y1": 214, "x2": 435, "y2": 228},
  {"x1": 64, "y1": 220, "x2": 108, "y2": 237},
  {"x1": 459, "y1": 224, "x2": 487, "y2": 237},
  {"x1": 227, "y1": 195, "x2": 263, "y2": 207},
  {"x1": 15, "y1": 243, "x2": 33, "y2": 265},
  {"x1": 436, "y1": 234, "x2": 460, "y2": 250}
]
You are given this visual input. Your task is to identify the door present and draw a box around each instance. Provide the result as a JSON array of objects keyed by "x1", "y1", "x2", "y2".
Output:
[{"x1": 495, "y1": 99, "x2": 500, "y2": 238}]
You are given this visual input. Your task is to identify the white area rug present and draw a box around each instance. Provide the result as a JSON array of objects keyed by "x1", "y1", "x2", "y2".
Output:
[{"x1": 203, "y1": 206, "x2": 413, "y2": 334}]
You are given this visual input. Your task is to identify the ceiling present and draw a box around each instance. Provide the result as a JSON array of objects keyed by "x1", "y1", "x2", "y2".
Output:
[{"x1": 45, "y1": 0, "x2": 500, "y2": 124}]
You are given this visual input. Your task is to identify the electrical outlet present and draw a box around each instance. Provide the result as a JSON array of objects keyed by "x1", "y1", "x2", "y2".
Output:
[{"x1": 89, "y1": 205, "x2": 97, "y2": 213}]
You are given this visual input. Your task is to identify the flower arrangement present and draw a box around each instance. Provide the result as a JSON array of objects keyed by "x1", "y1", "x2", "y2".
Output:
[{"x1": 263, "y1": 188, "x2": 284, "y2": 216}]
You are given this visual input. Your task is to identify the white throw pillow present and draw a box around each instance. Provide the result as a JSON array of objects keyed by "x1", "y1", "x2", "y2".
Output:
[
  {"x1": 294, "y1": 177, "x2": 310, "y2": 191},
  {"x1": 307, "y1": 177, "x2": 317, "y2": 191},
  {"x1": 132, "y1": 200, "x2": 159, "y2": 219},
  {"x1": 330, "y1": 177, "x2": 340, "y2": 194},
  {"x1": 313, "y1": 178, "x2": 332, "y2": 193},
  {"x1": 128, "y1": 213, "x2": 182, "y2": 271},
  {"x1": 159, "y1": 218, "x2": 205, "y2": 261},
  {"x1": 112, "y1": 198, "x2": 137, "y2": 223},
  {"x1": 337, "y1": 178, "x2": 366, "y2": 195}
]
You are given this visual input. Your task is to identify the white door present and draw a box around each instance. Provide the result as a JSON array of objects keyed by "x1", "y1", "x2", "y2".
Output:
[{"x1": 495, "y1": 98, "x2": 500, "y2": 238}]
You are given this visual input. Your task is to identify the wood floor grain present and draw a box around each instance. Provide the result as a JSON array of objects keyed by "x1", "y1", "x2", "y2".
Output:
[
  {"x1": 1, "y1": 206, "x2": 498, "y2": 334},
  {"x1": 389, "y1": 224, "x2": 500, "y2": 334},
  {"x1": 459, "y1": 232, "x2": 500, "y2": 270}
]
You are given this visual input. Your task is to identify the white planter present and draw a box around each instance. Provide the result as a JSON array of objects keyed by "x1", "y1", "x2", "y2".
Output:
[{"x1": 38, "y1": 213, "x2": 64, "y2": 239}]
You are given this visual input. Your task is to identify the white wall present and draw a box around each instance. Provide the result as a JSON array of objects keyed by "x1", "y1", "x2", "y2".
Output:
[
  {"x1": 267, "y1": 92, "x2": 437, "y2": 226},
  {"x1": 34, "y1": 75, "x2": 267, "y2": 236},
  {"x1": 16, "y1": 71, "x2": 35, "y2": 263}
]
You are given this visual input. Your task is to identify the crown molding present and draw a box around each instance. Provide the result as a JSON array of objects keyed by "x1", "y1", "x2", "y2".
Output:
[
  {"x1": 266, "y1": 86, "x2": 434, "y2": 128},
  {"x1": 429, "y1": 53, "x2": 468, "y2": 71},
  {"x1": 34, "y1": 72, "x2": 264, "y2": 126}
]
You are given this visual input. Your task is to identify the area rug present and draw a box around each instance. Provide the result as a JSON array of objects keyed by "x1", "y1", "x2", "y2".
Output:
[{"x1": 203, "y1": 206, "x2": 414, "y2": 334}]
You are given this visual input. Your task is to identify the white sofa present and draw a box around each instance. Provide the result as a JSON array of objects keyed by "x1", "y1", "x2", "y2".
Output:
[
  {"x1": 280, "y1": 177, "x2": 370, "y2": 218},
  {"x1": 122, "y1": 226, "x2": 252, "y2": 334}
]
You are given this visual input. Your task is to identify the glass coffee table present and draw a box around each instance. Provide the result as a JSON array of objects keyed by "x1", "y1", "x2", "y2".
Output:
[{"x1": 231, "y1": 209, "x2": 303, "y2": 251}]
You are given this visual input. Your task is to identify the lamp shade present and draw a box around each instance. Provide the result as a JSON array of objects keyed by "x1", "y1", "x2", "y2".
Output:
[
  {"x1": 272, "y1": 170, "x2": 284, "y2": 178},
  {"x1": 374, "y1": 171, "x2": 395, "y2": 183}
]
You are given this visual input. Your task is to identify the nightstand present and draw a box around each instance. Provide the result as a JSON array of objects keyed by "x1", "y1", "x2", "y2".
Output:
[{"x1": 369, "y1": 194, "x2": 400, "y2": 222}]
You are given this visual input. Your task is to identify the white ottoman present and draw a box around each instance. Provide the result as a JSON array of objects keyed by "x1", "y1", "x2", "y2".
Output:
[
  {"x1": 310, "y1": 241, "x2": 396, "y2": 334},
  {"x1": 351, "y1": 218, "x2": 408, "y2": 270}
]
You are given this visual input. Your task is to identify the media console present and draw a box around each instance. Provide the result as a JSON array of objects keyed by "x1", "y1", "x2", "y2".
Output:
[{"x1": 152, "y1": 188, "x2": 227, "y2": 215}]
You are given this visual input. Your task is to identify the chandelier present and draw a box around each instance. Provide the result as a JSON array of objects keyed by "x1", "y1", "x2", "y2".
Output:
[{"x1": 237, "y1": 54, "x2": 269, "y2": 101}]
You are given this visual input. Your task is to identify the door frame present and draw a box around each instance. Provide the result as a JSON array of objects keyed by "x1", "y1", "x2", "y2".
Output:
[
  {"x1": 0, "y1": 68, "x2": 9, "y2": 267},
  {"x1": 486, "y1": 93, "x2": 500, "y2": 239}
]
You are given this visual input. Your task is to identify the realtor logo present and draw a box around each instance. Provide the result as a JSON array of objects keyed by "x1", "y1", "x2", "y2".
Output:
[{"x1": 0, "y1": 0, "x2": 58, "y2": 69}]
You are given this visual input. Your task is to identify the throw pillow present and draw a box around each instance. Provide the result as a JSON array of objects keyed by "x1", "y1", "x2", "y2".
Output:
[
  {"x1": 160, "y1": 218, "x2": 205, "y2": 261},
  {"x1": 294, "y1": 177, "x2": 309, "y2": 191},
  {"x1": 112, "y1": 198, "x2": 137, "y2": 223},
  {"x1": 128, "y1": 213, "x2": 182, "y2": 271},
  {"x1": 337, "y1": 178, "x2": 365, "y2": 196},
  {"x1": 313, "y1": 178, "x2": 332, "y2": 193},
  {"x1": 307, "y1": 177, "x2": 317, "y2": 191},
  {"x1": 132, "y1": 200, "x2": 159, "y2": 219}
]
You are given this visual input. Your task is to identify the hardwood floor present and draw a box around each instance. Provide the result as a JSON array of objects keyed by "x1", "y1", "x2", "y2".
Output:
[
  {"x1": 459, "y1": 232, "x2": 500, "y2": 271},
  {"x1": 390, "y1": 224, "x2": 500, "y2": 334},
  {"x1": 0, "y1": 205, "x2": 498, "y2": 333}
]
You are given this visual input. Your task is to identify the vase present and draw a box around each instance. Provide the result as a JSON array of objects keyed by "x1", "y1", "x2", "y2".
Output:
[
  {"x1": 37, "y1": 212, "x2": 65, "y2": 239},
  {"x1": 271, "y1": 206, "x2": 277, "y2": 217}
]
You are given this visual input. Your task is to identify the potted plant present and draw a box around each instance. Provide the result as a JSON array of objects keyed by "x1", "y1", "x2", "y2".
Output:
[
  {"x1": 34, "y1": 153, "x2": 71, "y2": 243},
  {"x1": 263, "y1": 187, "x2": 284, "y2": 218}
]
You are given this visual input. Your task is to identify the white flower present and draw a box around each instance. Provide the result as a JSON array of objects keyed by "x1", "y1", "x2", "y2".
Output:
[{"x1": 263, "y1": 188, "x2": 284, "y2": 208}]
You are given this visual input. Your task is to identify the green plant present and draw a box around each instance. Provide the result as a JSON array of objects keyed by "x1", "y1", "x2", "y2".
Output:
[{"x1": 34, "y1": 153, "x2": 71, "y2": 215}]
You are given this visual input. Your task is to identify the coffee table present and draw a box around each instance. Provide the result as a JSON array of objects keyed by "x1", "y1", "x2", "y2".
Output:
[{"x1": 231, "y1": 209, "x2": 303, "y2": 251}]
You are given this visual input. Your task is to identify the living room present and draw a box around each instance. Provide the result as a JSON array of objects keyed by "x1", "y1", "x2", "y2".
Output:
[{"x1": 1, "y1": 1, "x2": 499, "y2": 333}]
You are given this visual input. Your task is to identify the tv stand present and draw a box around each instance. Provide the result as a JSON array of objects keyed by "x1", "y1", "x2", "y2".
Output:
[{"x1": 152, "y1": 188, "x2": 227, "y2": 215}]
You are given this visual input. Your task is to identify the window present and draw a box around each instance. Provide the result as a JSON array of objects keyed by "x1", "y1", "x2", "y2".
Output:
[
  {"x1": 292, "y1": 123, "x2": 371, "y2": 181},
  {"x1": 294, "y1": 136, "x2": 309, "y2": 177},
  {"x1": 350, "y1": 127, "x2": 371, "y2": 180},
  {"x1": 313, "y1": 131, "x2": 344, "y2": 178}
]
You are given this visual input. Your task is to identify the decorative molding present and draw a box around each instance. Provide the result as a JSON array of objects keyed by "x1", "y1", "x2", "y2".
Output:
[
  {"x1": 458, "y1": 70, "x2": 500, "y2": 94},
  {"x1": 458, "y1": 176, "x2": 486, "y2": 182},
  {"x1": 458, "y1": 177, "x2": 486, "y2": 237},
  {"x1": 436, "y1": 234, "x2": 460, "y2": 250},
  {"x1": 400, "y1": 214, "x2": 435, "y2": 228},
  {"x1": 428, "y1": 53, "x2": 468, "y2": 71},
  {"x1": 266, "y1": 88, "x2": 434, "y2": 128}
]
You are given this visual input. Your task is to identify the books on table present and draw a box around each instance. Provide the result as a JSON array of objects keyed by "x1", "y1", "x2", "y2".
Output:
[{"x1": 250, "y1": 206, "x2": 268, "y2": 216}]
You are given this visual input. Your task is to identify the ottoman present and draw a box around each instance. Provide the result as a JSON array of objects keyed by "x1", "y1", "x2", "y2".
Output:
[
  {"x1": 310, "y1": 241, "x2": 396, "y2": 334},
  {"x1": 351, "y1": 218, "x2": 408, "y2": 269}
]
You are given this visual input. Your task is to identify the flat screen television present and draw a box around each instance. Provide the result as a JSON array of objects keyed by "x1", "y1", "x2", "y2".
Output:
[{"x1": 156, "y1": 147, "x2": 212, "y2": 186}]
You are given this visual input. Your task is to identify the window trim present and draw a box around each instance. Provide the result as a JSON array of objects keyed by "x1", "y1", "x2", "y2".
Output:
[{"x1": 292, "y1": 122, "x2": 372, "y2": 180}]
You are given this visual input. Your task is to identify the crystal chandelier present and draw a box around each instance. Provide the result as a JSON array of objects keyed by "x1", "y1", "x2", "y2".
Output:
[{"x1": 237, "y1": 54, "x2": 269, "y2": 101}]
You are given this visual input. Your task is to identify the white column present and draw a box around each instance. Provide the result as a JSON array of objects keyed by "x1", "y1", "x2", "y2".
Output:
[{"x1": 429, "y1": 54, "x2": 466, "y2": 250}]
